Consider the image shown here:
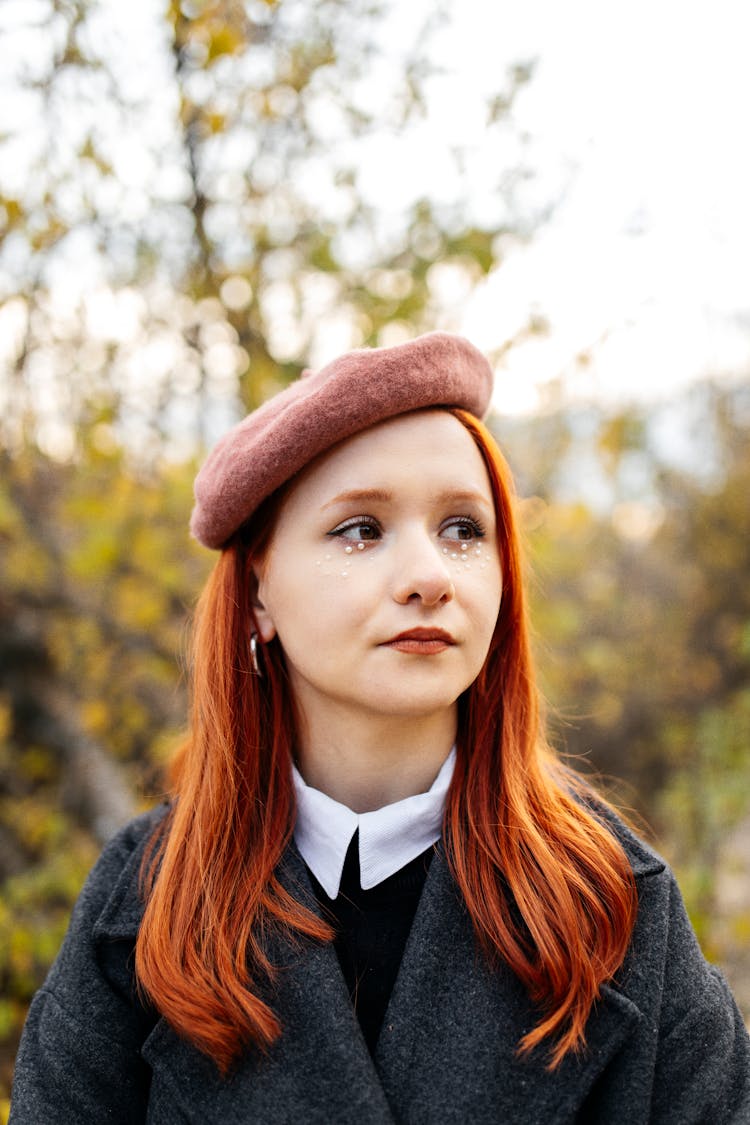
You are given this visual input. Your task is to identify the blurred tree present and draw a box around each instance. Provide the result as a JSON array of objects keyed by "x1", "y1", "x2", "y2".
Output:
[
  {"x1": 0, "y1": 440, "x2": 211, "y2": 1099},
  {"x1": 497, "y1": 379, "x2": 750, "y2": 946}
]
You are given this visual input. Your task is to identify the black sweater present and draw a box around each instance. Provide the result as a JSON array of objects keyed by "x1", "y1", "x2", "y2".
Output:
[{"x1": 307, "y1": 830, "x2": 433, "y2": 1053}]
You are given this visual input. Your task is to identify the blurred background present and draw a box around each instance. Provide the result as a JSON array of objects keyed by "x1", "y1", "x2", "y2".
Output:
[{"x1": 1, "y1": 0, "x2": 749, "y2": 1107}]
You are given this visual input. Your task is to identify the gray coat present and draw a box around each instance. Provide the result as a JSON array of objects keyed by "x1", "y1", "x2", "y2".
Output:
[{"x1": 10, "y1": 805, "x2": 750, "y2": 1123}]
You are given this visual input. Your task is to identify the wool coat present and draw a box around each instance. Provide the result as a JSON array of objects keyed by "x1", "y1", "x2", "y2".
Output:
[{"x1": 10, "y1": 804, "x2": 750, "y2": 1124}]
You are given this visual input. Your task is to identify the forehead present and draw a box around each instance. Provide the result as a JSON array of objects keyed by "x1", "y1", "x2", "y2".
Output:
[{"x1": 289, "y1": 410, "x2": 492, "y2": 502}]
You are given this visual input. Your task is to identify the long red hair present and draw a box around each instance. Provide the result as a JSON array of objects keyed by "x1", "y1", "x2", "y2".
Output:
[{"x1": 135, "y1": 409, "x2": 637, "y2": 1073}]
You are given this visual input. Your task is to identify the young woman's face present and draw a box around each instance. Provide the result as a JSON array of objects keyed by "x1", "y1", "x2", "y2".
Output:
[{"x1": 253, "y1": 411, "x2": 503, "y2": 728}]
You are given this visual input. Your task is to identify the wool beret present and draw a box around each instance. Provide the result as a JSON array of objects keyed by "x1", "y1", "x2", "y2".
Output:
[{"x1": 190, "y1": 331, "x2": 494, "y2": 549}]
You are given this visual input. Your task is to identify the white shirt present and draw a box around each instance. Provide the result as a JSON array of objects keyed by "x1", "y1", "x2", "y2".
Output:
[{"x1": 292, "y1": 749, "x2": 456, "y2": 899}]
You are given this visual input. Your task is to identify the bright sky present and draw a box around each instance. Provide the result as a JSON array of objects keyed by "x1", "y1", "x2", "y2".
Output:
[
  {"x1": 2, "y1": 0, "x2": 749, "y2": 433},
  {"x1": 443, "y1": 0, "x2": 750, "y2": 413}
]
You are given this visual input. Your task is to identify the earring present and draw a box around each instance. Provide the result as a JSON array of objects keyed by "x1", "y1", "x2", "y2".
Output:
[{"x1": 250, "y1": 632, "x2": 263, "y2": 677}]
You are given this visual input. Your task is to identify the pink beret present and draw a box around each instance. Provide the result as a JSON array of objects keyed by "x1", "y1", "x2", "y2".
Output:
[{"x1": 190, "y1": 331, "x2": 494, "y2": 549}]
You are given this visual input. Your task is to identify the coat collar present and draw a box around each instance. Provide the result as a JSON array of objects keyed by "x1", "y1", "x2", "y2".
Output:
[{"x1": 95, "y1": 812, "x2": 659, "y2": 1123}]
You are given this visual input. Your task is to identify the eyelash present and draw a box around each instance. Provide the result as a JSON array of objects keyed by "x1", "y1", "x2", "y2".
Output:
[
  {"x1": 443, "y1": 516, "x2": 486, "y2": 541},
  {"x1": 327, "y1": 516, "x2": 381, "y2": 542},
  {"x1": 327, "y1": 515, "x2": 486, "y2": 544}
]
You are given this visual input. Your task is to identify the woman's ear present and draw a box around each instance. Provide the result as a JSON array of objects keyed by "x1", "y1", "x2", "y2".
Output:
[{"x1": 249, "y1": 563, "x2": 276, "y2": 643}]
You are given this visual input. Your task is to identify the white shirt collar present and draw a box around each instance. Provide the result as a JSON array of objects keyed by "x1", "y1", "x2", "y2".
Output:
[{"x1": 292, "y1": 748, "x2": 456, "y2": 899}]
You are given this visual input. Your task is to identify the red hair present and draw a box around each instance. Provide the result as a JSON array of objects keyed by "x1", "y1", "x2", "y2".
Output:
[{"x1": 135, "y1": 410, "x2": 637, "y2": 1073}]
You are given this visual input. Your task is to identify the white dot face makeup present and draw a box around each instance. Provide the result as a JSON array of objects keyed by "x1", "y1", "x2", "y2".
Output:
[
  {"x1": 252, "y1": 411, "x2": 503, "y2": 732},
  {"x1": 314, "y1": 540, "x2": 490, "y2": 582}
]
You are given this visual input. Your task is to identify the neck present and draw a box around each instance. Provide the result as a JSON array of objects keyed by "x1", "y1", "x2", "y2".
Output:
[{"x1": 294, "y1": 704, "x2": 456, "y2": 813}]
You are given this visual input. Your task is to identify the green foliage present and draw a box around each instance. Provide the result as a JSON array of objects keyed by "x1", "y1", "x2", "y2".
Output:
[
  {"x1": 501, "y1": 384, "x2": 750, "y2": 956},
  {"x1": 0, "y1": 442, "x2": 212, "y2": 1098}
]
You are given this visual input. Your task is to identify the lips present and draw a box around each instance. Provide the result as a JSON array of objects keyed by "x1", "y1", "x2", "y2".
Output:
[{"x1": 382, "y1": 628, "x2": 456, "y2": 654}]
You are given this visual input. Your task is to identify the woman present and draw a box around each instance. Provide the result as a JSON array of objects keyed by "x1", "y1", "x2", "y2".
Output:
[{"x1": 10, "y1": 333, "x2": 750, "y2": 1123}]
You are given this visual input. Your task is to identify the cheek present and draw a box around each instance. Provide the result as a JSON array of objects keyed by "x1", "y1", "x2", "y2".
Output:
[
  {"x1": 308, "y1": 543, "x2": 386, "y2": 611},
  {"x1": 441, "y1": 541, "x2": 498, "y2": 575},
  {"x1": 314, "y1": 542, "x2": 372, "y2": 580},
  {"x1": 457, "y1": 583, "x2": 503, "y2": 658},
  {"x1": 268, "y1": 554, "x2": 374, "y2": 636},
  {"x1": 450, "y1": 544, "x2": 502, "y2": 600}
]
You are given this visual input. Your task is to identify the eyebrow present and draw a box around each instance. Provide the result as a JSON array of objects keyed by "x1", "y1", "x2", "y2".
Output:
[{"x1": 321, "y1": 487, "x2": 493, "y2": 510}]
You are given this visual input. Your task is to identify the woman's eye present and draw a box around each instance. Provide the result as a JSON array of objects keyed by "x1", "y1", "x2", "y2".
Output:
[
  {"x1": 441, "y1": 517, "x2": 486, "y2": 542},
  {"x1": 328, "y1": 517, "x2": 381, "y2": 543}
]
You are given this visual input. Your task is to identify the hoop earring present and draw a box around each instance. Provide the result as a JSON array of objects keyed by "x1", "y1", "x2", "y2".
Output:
[{"x1": 250, "y1": 632, "x2": 263, "y2": 677}]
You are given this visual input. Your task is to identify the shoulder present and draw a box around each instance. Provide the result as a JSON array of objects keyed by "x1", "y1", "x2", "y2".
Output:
[
  {"x1": 588, "y1": 800, "x2": 667, "y2": 880},
  {"x1": 100, "y1": 801, "x2": 171, "y2": 869},
  {"x1": 68, "y1": 803, "x2": 171, "y2": 901},
  {"x1": 595, "y1": 805, "x2": 750, "y2": 1087},
  {"x1": 21, "y1": 803, "x2": 171, "y2": 1049},
  {"x1": 586, "y1": 802, "x2": 750, "y2": 1116},
  {"x1": 579, "y1": 800, "x2": 704, "y2": 988},
  {"x1": 41, "y1": 802, "x2": 171, "y2": 1000},
  {"x1": 586, "y1": 800, "x2": 707, "y2": 956},
  {"x1": 9, "y1": 809, "x2": 169, "y2": 1121}
]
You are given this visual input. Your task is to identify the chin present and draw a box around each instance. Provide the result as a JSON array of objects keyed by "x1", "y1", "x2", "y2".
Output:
[{"x1": 360, "y1": 688, "x2": 463, "y2": 721}]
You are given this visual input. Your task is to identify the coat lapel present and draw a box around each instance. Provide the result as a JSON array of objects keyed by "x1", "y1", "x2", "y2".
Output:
[
  {"x1": 374, "y1": 846, "x2": 645, "y2": 1125},
  {"x1": 98, "y1": 838, "x2": 395, "y2": 1124},
  {"x1": 139, "y1": 931, "x2": 396, "y2": 1124}
]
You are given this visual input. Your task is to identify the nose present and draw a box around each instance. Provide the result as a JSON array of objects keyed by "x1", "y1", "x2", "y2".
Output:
[{"x1": 391, "y1": 529, "x2": 455, "y2": 607}]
